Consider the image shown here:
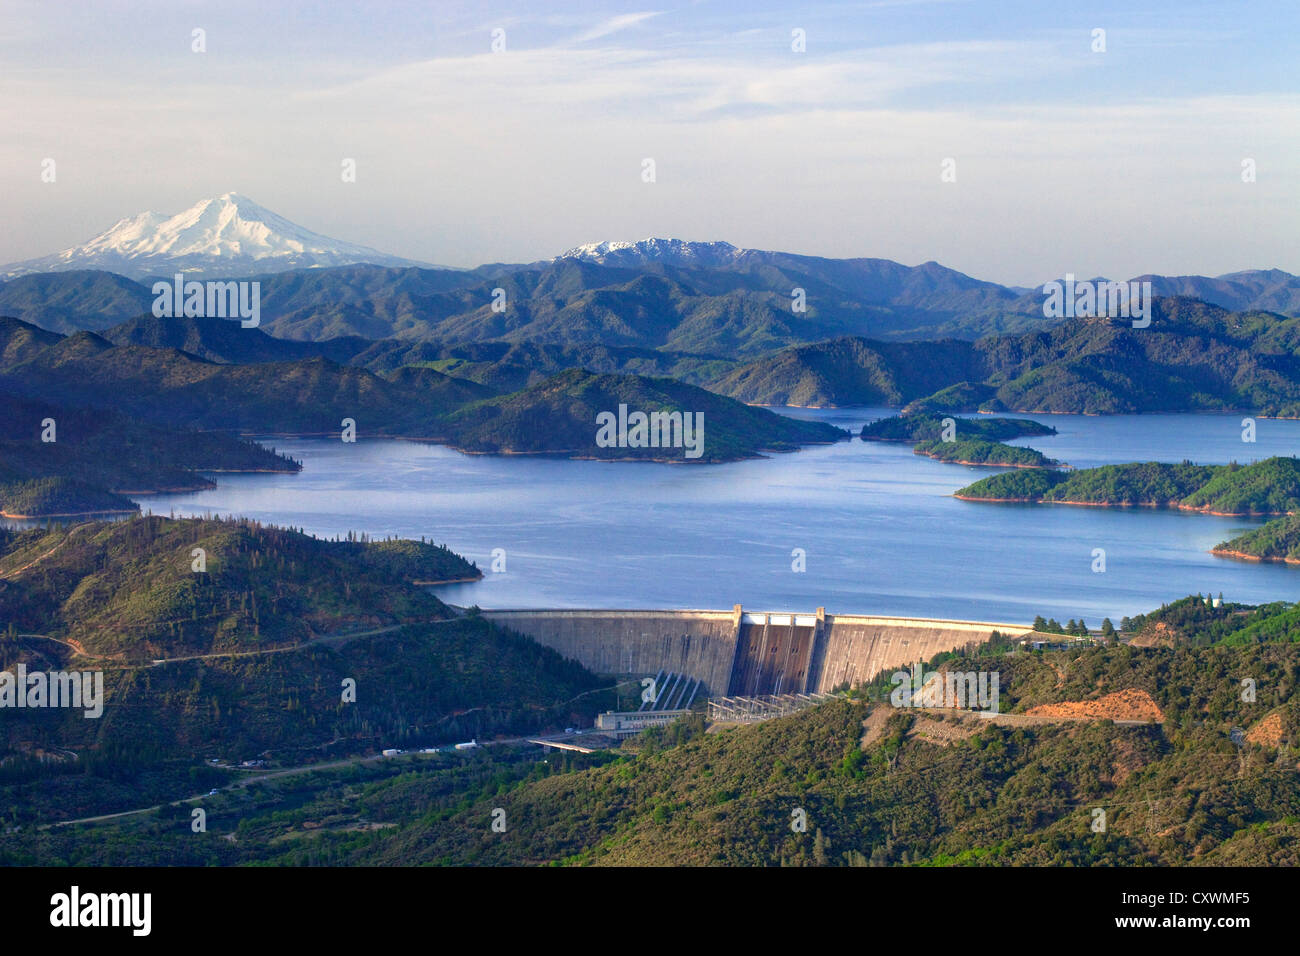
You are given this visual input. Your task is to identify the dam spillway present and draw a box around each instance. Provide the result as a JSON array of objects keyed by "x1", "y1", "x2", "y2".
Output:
[{"x1": 482, "y1": 606, "x2": 1033, "y2": 697}]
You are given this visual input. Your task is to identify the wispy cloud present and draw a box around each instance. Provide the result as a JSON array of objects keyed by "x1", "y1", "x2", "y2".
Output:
[
  {"x1": 289, "y1": 37, "x2": 1082, "y2": 122},
  {"x1": 569, "y1": 12, "x2": 661, "y2": 46}
]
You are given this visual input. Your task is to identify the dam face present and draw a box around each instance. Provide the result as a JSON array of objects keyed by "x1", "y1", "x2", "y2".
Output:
[
  {"x1": 483, "y1": 606, "x2": 1032, "y2": 697},
  {"x1": 482, "y1": 608, "x2": 742, "y2": 697},
  {"x1": 730, "y1": 613, "x2": 817, "y2": 696}
]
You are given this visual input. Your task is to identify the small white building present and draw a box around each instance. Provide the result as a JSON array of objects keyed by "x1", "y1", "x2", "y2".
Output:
[{"x1": 595, "y1": 710, "x2": 692, "y2": 737}]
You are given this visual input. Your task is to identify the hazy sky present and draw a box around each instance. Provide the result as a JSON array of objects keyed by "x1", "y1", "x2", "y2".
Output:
[{"x1": 2, "y1": 0, "x2": 1296, "y2": 285}]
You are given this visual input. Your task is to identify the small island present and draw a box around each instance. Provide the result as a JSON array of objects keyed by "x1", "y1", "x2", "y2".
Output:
[
  {"x1": 913, "y1": 438, "x2": 1059, "y2": 468},
  {"x1": 861, "y1": 412, "x2": 1056, "y2": 444}
]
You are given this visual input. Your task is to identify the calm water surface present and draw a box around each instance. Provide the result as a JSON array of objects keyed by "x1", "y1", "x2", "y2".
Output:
[{"x1": 133, "y1": 409, "x2": 1300, "y2": 624}]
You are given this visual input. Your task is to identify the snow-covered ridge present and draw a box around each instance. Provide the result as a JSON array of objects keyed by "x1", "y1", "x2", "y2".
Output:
[{"x1": 557, "y1": 238, "x2": 744, "y2": 266}]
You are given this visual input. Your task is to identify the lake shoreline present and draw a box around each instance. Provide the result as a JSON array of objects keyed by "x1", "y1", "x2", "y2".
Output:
[
  {"x1": 952, "y1": 495, "x2": 1294, "y2": 518},
  {"x1": 1211, "y1": 548, "x2": 1300, "y2": 566},
  {"x1": 918, "y1": 453, "x2": 1058, "y2": 469},
  {"x1": 0, "y1": 507, "x2": 137, "y2": 519}
]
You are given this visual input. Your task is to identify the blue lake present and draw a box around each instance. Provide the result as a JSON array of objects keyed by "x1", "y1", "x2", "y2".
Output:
[{"x1": 134, "y1": 409, "x2": 1300, "y2": 624}]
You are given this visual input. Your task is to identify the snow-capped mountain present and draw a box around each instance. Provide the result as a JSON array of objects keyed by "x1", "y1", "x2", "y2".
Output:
[
  {"x1": 557, "y1": 238, "x2": 745, "y2": 268},
  {"x1": 3, "y1": 193, "x2": 430, "y2": 280}
]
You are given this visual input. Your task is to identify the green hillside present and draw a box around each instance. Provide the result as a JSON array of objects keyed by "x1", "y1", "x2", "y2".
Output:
[
  {"x1": 0, "y1": 315, "x2": 63, "y2": 365},
  {"x1": 358, "y1": 338, "x2": 729, "y2": 393},
  {"x1": 377, "y1": 365, "x2": 499, "y2": 416},
  {"x1": 708, "y1": 337, "x2": 984, "y2": 407},
  {"x1": 1215, "y1": 516, "x2": 1300, "y2": 564},
  {"x1": 10, "y1": 296, "x2": 1300, "y2": 442},
  {"x1": 0, "y1": 273, "x2": 154, "y2": 334},
  {"x1": 902, "y1": 381, "x2": 998, "y2": 414},
  {"x1": 0, "y1": 616, "x2": 606, "y2": 828},
  {"x1": 0, "y1": 515, "x2": 478, "y2": 658},
  {"x1": 0, "y1": 515, "x2": 616, "y2": 828},
  {"x1": 956, "y1": 458, "x2": 1300, "y2": 515},
  {"x1": 1181, "y1": 457, "x2": 1300, "y2": 514},
  {"x1": 100, "y1": 314, "x2": 370, "y2": 365},
  {"x1": 1118, "y1": 594, "x2": 1300, "y2": 647},
  {"x1": 11, "y1": 279, "x2": 1300, "y2": 420},
  {"x1": 8, "y1": 261, "x2": 1300, "y2": 355}
]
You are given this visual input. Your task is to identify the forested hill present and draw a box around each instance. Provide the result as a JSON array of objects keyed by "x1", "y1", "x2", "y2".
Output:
[
  {"x1": 913, "y1": 438, "x2": 1059, "y2": 468},
  {"x1": 0, "y1": 515, "x2": 479, "y2": 659},
  {"x1": 955, "y1": 457, "x2": 1300, "y2": 515},
  {"x1": 227, "y1": 598, "x2": 1300, "y2": 866},
  {"x1": 0, "y1": 516, "x2": 609, "y2": 827},
  {"x1": 707, "y1": 298, "x2": 1300, "y2": 415},
  {"x1": 708, "y1": 337, "x2": 982, "y2": 407},
  {"x1": 0, "y1": 316, "x2": 846, "y2": 465},
  {"x1": 443, "y1": 368, "x2": 847, "y2": 461},
  {"x1": 4, "y1": 591, "x2": 1300, "y2": 862},
  {"x1": 1215, "y1": 516, "x2": 1300, "y2": 565},
  {"x1": 0, "y1": 257, "x2": 1045, "y2": 346},
  {"x1": 861, "y1": 412, "x2": 1055, "y2": 443},
  {"x1": 0, "y1": 391, "x2": 299, "y2": 517},
  {"x1": 5, "y1": 259, "x2": 1300, "y2": 348},
  {"x1": 12, "y1": 295, "x2": 1300, "y2": 428}
]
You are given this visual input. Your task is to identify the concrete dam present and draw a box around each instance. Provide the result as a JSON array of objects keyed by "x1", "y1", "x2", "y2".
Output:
[{"x1": 482, "y1": 606, "x2": 1033, "y2": 697}]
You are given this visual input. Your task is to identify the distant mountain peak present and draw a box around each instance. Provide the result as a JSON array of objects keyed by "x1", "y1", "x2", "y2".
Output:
[
  {"x1": 3, "y1": 194, "x2": 431, "y2": 280},
  {"x1": 557, "y1": 238, "x2": 743, "y2": 267}
]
